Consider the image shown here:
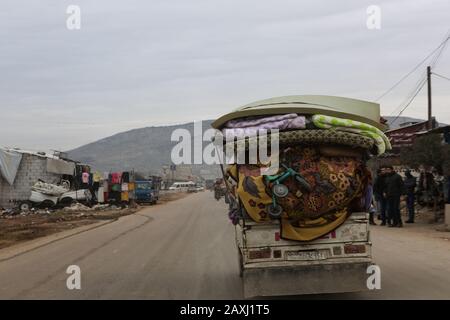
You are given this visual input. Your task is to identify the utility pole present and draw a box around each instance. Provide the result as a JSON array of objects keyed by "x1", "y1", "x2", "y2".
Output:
[{"x1": 427, "y1": 66, "x2": 433, "y2": 130}]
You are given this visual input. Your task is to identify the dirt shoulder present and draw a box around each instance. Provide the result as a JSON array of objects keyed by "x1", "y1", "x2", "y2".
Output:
[{"x1": 0, "y1": 191, "x2": 191, "y2": 250}]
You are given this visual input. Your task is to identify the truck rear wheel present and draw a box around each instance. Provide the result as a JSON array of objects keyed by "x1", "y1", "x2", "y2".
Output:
[{"x1": 19, "y1": 201, "x2": 32, "y2": 212}]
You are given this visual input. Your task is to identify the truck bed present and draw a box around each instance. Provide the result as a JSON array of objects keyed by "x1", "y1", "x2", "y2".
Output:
[{"x1": 235, "y1": 212, "x2": 373, "y2": 297}]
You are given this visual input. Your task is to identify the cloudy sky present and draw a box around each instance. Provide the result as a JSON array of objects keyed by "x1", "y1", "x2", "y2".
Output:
[{"x1": 1, "y1": 0, "x2": 449, "y2": 151}]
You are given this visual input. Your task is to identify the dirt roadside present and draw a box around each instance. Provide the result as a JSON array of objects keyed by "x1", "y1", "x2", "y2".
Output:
[{"x1": 0, "y1": 191, "x2": 190, "y2": 250}]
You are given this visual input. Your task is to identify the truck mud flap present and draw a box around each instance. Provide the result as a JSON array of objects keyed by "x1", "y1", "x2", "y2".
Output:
[{"x1": 243, "y1": 261, "x2": 372, "y2": 298}]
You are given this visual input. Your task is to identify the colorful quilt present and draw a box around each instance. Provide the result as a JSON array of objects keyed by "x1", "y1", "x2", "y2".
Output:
[{"x1": 230, "y1": 146, "x2": 369, "y2": 241}]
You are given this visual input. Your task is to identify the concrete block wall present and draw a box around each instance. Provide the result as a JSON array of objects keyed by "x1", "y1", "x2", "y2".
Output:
[{"x1": 0, "y1": 154, "x2": 61, "y2": 209}]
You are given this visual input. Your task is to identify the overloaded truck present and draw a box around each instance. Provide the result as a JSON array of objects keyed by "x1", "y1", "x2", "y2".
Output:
[{"x1": 211, "y1": 95, "x2": 390, "y2": 298}]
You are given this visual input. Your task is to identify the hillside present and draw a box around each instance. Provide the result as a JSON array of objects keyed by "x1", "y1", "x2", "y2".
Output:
[
  {"x1": 67, "y1": 120, "x2": 216, "y2": 174},
  {"x1": 67, "y1": 116, "x2": 431, "y2": 173}
]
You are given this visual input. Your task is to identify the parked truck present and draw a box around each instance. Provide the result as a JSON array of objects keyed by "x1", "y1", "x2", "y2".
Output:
[
  {"x1": 212, "y1": 95, "x2": 389, "y2": 298},
  {"x1": 135, "y1": 176, "x2": 161, "y2": 204}
]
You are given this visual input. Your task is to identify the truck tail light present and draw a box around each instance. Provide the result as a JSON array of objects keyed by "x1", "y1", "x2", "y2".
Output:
[
  {"x1": 248, "y1": 248, "x2": 271, "y2": 260},
  {"x1": 274, "y1": 232, "x2": 280, "y2": 241},
  {"x1": 344, "y1": 244, "x2": 366, "y2": 254}
]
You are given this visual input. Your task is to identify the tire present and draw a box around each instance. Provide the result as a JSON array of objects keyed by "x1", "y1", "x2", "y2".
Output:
[
  {"x1": 272, "y1": 184, "x2": 289, "y2": 197},
  {"x1": 19, "y1": 201, "x2": 32, "y2": 212},
  {"x1": 59, "y1": 197, "x2": 76, "y2": 207},
  {"x1": 39, "y1": 200, "x2": 56, "y2": 209},
  {"x1": 267, "y1": 204, "x2": 283, "y2": 219}
]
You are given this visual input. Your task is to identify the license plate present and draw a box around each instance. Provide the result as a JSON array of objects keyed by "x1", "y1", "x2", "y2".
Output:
[{"x1": 286, "y1": 250, "x2": 326, "y2": 261}]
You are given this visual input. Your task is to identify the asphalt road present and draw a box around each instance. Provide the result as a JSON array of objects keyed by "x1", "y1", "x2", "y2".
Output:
[{"x1": 0, "y1": 192, "x2": 449, "y2": 299}]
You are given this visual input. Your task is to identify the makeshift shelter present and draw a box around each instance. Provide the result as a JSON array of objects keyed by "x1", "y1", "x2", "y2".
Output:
[{"x1": 0, "y1": 148, "x2": 77, "y2": 209}]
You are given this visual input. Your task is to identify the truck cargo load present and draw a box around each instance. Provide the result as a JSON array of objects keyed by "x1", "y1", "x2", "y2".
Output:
[{"x1": 212, "y1": 95, "x2": 391, "y2": 298}]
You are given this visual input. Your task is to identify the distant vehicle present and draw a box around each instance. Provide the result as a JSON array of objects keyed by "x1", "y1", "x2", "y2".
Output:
[
  {"x1": 205, "y1": 179, "x2": 215, "y2": 190},
  {"x1": 187, "y1": 185, "x2": 205, "y2": 193},
  {"x1": 214, "y1": 179, "x2": 226, "y2": 200},
  {"x1": 169, "y1": 181, "x2": 195, "y2": 192},
  {"x1": 135, "y1": 178, "x2": 161, "y2": 204}
]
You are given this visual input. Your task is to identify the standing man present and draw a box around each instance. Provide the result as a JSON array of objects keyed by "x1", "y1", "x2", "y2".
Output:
[
  {"x1": 383, "y1": 166, "x2": 404, "y2": 228},
  {"x1": 404, "y1": 170, "x2": 417, "y2": 223},
  {"x1": 373, "y1": 167, "x2": 388, "y2": 225}
]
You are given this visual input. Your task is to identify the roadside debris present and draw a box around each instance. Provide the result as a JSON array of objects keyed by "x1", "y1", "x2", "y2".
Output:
[
  {"x1": 0, "y1": 203, "x2": 141, "y2": 249},
  {"x1": 1, "y1": 201, "x2": 130, "y2": 218},
  {"x1": 92, "y1": 204, "x2": 110, "y2": 210},
  {"x1": 62, "y1": 202, "x2": 93, "y2": 212}
]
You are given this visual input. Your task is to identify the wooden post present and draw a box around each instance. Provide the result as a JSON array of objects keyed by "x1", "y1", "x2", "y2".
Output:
[{"x1": 427, "y1": 66, "x2": 433, "y2": 130}]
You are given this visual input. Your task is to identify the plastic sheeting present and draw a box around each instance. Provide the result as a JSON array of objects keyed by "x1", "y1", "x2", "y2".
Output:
[
  {"x1": 0, "y1": 148, "x2": 23, "y2": 185},
  {"x1": 46, "y1": 158, "x2": 75, "y2": 175}
]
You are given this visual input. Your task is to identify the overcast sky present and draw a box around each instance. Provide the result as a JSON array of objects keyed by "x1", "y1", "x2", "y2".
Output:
[{"x1": 1, "y1": 0, "x2": 449, "y2": 151}]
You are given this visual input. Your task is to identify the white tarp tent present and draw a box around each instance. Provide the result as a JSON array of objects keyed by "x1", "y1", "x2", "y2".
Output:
[{"x1": 0, "y1": 148, "x2": 23, "y2": 185}]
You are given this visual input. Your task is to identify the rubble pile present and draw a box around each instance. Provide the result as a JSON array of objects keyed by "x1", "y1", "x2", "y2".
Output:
[{"x1": 1, "y1": 202, "x2": 127, "y2": 218}]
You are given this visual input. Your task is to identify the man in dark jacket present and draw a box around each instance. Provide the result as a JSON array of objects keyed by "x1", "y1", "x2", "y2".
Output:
[
  {"x1": 404, "y1": 170, "x2": 417, "y2": 223},
  {"x1": 373, "y1": 168, "x2": 389, "y2": 225},
  {"x1": 383, "y1": 166, "x2": 404, "y2": 227}
]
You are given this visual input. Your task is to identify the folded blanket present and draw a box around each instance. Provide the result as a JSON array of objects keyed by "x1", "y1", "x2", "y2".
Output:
[
  {"x1": 220, "y1": 129, "x2": 375, "y2": 152},
  {"x1": 225, "y1": 113, "x2": 305, "y2": 128},
  {"x1": 312, "y1": 115, "x2": 391, "y2": 155},
  {"x1": 223, "y1": 113, "x2": 306, "y2": 139}
]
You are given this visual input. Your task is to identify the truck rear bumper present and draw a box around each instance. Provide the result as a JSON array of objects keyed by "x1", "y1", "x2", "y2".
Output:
[{"x1": 243, "y1": 259, "x2": 372, "y2": 298}]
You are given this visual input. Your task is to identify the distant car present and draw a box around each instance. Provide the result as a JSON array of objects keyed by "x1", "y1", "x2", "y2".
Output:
[
  {"x1": 135, "y1": 180, "x2": 159, "y2": 204},
  {"x1": 169, "y1": 181, "x2": 196, "y2": 192},
  {"x1": 188, "y1": 185, "x2": 205, "y2": 193}
]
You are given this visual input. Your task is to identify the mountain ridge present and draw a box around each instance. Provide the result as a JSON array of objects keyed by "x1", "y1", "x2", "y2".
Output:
[{"x1": 66, "y1": 116, "x2": 429, "y2": 173}]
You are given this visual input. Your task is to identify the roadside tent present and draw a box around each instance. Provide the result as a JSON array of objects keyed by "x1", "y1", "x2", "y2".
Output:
[{"x1": 0, "y1": 148, "x2": 23, "y2": 185}]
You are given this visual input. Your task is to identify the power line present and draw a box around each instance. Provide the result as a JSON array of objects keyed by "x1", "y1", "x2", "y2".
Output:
[
  {"x1": 388, "y1": 71, "x2": 426, "y2": 117},
  {"x1": 432, "y1": 72, "x2": 450, "y2": 82},
  {"x1": 389, "y1": 77, "x2": 427, "y2": 126},
  {"x1": 386, "y1": 30, "x2": 450, "y2": 126},
  {"x1": 376, "y1": 32, "x2": 450, "y2": 101},
  {"x1": 430, "y1": 29, "x2": 450, "y2": 68}
]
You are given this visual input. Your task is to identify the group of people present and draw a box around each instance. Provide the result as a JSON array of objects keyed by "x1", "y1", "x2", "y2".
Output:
[{"x1": 372, "y1": 166, "x2": 417, "y2": 227}]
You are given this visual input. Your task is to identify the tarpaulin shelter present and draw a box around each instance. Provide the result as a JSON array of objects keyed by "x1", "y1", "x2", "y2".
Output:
[{"x1": 0, "y1": 148, "x2": 23, "y2": 185}]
